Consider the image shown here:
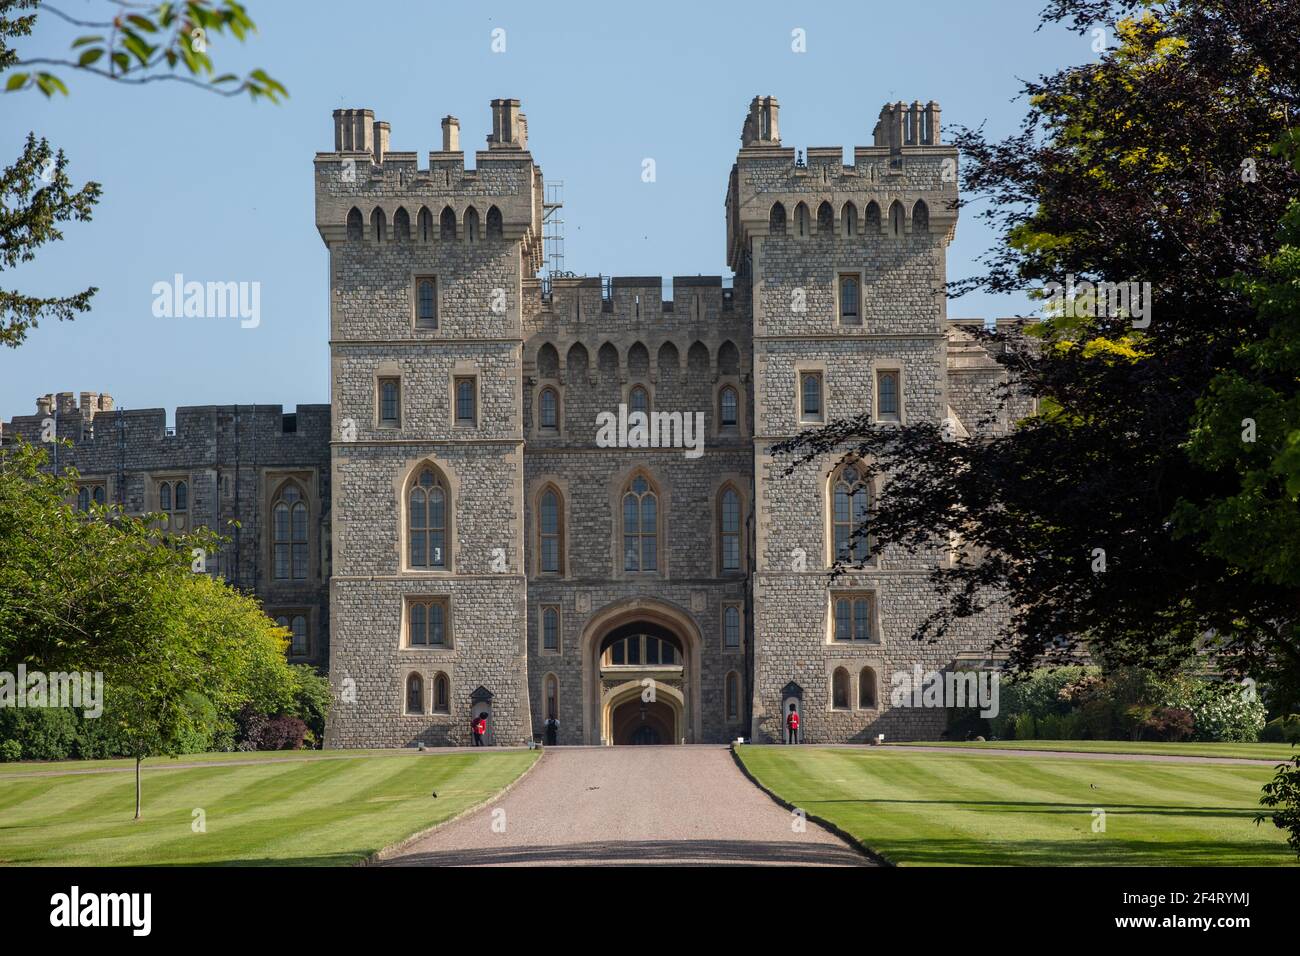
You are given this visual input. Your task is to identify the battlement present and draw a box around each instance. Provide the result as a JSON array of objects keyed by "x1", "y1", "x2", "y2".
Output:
[
  {"x1": 35, "y1": 391, "x2": 115, "y2": 420},
  {"x1": 315, "y1": 98, "x2": 544, "y2": 270},
  {"x1": 3, "y1": 400, "x2": 330, "y2": 449},
  {"x1": 524, "y1": 275, "x2": 750, "y2": 335},
  {"x1": 872, "y1": 101, "x2": 943, "y2": 149},
  {"x1": 726, "y1": 96, "x2": 959, "y2": 272}
]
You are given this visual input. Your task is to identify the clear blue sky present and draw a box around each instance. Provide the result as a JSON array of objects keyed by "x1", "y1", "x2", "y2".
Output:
[{"x1": 1, "y1": 0, "x2": 1093, "y2": 418}]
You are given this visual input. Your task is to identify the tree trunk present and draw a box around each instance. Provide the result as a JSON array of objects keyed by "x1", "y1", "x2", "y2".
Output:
[{"x1": 135, "y1": 756, "x2": 142, "y2": 819}]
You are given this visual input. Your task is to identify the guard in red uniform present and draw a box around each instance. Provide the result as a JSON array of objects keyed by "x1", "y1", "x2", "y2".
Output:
[
  {"x1": 472, "y1": 713, "x2": 488, "y2": 746},
  {"x1": 786, "y1": 704, "x2": 800, "y2": 744}
]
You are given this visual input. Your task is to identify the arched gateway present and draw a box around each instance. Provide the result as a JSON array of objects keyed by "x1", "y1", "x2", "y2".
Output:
[{"x1": 580, "y1": 598, "x2": 703, "y2": 745}]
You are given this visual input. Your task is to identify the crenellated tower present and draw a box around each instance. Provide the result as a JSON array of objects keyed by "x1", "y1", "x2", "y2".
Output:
[
  {"x1": 317, "y1": 99, "x2": 543, "y2": 747},
  {"x1": 727, "y1": 95, "x2": 965, "y2": 742}
]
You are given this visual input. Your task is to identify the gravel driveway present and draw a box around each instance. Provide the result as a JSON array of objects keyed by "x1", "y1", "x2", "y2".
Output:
[{"x1": 381, "y1": 745, "x2": 869, "y2": 866}]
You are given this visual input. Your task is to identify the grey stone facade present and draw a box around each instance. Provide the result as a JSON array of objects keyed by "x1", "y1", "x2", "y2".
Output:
[{"x1": 3, "y1": 95, "x2": 1020, "y2": 748}]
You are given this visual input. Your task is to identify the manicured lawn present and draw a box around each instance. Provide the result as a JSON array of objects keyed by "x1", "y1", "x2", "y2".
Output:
[
  {"x1": 891, "y1": 739, "x2": 1295, "y2": 761},
  {"x1": 0, "y1": 748, "x2": 408, "y2": 777},
  {"x1": 736, "y1": 745, "x2": 1296, "y2": 866},
  {"x1": 0, "y1": 750, "x2": 538, "y2": 866}
]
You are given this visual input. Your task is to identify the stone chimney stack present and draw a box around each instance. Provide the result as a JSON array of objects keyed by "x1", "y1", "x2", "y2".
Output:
[
  {"x1": 441, "y1": 115, "x2": 461, "y2": 152},
  {"x1": 36, "y1": 394, "x2": 52, "y2": 416},
  {"x1": 924, "y1": 101, "x2": 941, "y2": 145},
  {"x1": 487, "y1": 98, "x2": 526, "y2": 149},
  {"x1": 79, "y1": 392, "x2": 99, "y2": 420},
  {"x1": 56, "y1": 392, "x2": 76, "y2": 415},
  {"x1": 373, "y1": 120, "x2": 390, "y2": 164},
  {"x1": 332, "y1": 108, "x2": 375, "y2": 153},
  {"x1": 741, "y1": 95, "x2": 781, "y2": 147}
]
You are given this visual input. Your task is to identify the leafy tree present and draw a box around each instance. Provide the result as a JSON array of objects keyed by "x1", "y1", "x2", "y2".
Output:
[
  {"x1": 1257, "y1": 755, "x2": 1300, "y2": 860},
  {"x1": 1175, "y1": 189, "x2": 1300, "y2": 710},
  {"x1": 776, "y1": 0, "x2": 1300, "y2": 694},
  {"x1": 0, "y1": 0, "x2": 285, "y2": 347},
  {"x1": 0, "y1": 439, "x2": 299, "y2": 816}
]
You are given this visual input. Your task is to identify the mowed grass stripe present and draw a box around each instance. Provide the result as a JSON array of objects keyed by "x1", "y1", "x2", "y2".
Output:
[
  {"x1": 138, "y1": 755, "x2": 439, "y2": 864},
  {"x1": 0, "y1": 751, "x2": 537, "y2": 866},
  {"x1": 736, "y1": 746, "x2": 1294, "y2": 866}
]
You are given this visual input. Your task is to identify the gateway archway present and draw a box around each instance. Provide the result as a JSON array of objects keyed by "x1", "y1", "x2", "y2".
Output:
[{"x1": 580, "y1": 598, "x2": 703, "y2": 745}]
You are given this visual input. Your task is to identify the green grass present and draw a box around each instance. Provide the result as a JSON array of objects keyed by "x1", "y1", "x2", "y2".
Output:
[
  {"x1": 892, "y1": 739, "x2": 1296, "y2": 761},
  {"x1": 0, "y1": 750, "x2": 538, "y2": 866},
  {"x1": 0, "y1": 748, "x2": 413, "y2": 777},
  {"x1": 736, "y1": 745, "x2": 1296, "y2": 866}
]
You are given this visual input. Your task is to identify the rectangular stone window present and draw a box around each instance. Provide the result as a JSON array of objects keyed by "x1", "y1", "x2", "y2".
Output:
[
  {"x1": 414, "y1": 276, "x2": 438, "y2": 329},
  {"x1": 832, "y1": 593, "x2": 876, "y2": 642},
  {"x1": 876, "y1": 369, "x2": 901, "y2": 422},
  {"x1": 379, "y1": 377, "x2": 401, "y2": 427},
  {"x1": 838, "y1": 273, "x2": 861, "y2": 325},
  {"x1": 454, "y1": 376, "x2": 477, "y2": 426},
  {"x1": 723, "y1": 603, "x2": 742, "y2": 650},
  {"x1": 799, "y1": 371, "x2": 824, "y2": 423},
  {"x1": 406, "y1": 597, "x2": 451, "y2": 648},
  {"x1": 274, "y1": 612, "x2": 311, "y2": 658}
]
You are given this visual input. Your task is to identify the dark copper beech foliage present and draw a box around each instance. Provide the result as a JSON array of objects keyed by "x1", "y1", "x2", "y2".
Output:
[{"x1": 776, "y1": 0, "x2": 1300, "y2": 701}]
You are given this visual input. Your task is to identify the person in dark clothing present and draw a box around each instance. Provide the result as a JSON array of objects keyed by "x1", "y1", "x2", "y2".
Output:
[
  {"x1": 472, "y1": 712, "x2": 488, "y2": 746},
  {"x1": 786, "y1": 704, "x2": 800, "y2": 744},
  {"x1": 545, "y1": 715, "x2": 559, "y2": 746}
]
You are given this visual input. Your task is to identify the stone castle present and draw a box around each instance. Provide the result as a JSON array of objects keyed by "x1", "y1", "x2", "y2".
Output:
[{"x1": 3, "y1": 96, "x2": 1023, "y2": 747}]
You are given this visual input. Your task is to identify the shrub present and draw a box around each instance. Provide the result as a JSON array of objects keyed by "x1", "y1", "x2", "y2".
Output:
[
  {"x1": 1000, "y1": 667, "x2": 1100, "y2": 720},
  {"x1": 1038, "y1": 714, "x2": 1063, "y2": 739},
  {"x1": 1258, "y1": 755, "x2": 1300, "y2": 861},
  {"x1": 1150, "y1": 706, "x2": 1195, "y2": 741},
  {"x1": 1013, "y1": 713, "x2": 1037, "y2": 740},
  {"x1": 0, "y1": 739, "x2": 21, "y2": 762},
  {"x1": 1059, "y1": 712, "x2": 1084, "y2": 740},
  {"x1": 288, "y1": 665, "x2": 330, "y2": 747},
  {"x1": 0, "y1": 707, "x2": 79, "y2": 760},
  {"x1": 1159, "y1": 679, "x2": 1267, "y2": 742},
  {"x1": 235, "y1": 705, "x2": 308, "y2": 751},
  {"x1": 1261, "y1": 715, "x2": 1300, "y2": 744},
  {"x1": 1080, "y1": 698, "x2": 1119, "y2": 739},
  {"x1": 259, "y1": 715, "x2": 308, "y2": 751},
  {"x1": 946, "y1": 708, "x2": 990, "y2": 740}
]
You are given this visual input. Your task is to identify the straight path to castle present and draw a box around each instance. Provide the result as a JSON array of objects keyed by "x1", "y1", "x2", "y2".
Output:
[{"x1": 381, "y1": 746, "x2": 869, "y2": 866}]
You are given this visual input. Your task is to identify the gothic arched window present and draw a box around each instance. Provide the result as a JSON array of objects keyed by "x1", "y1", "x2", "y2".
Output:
[
  {"x1": 832, "y1": 667, "x2": 850, "y2": 710},
  {"x1": 405, "y1": 673, "x2": 424, "y2": 714},
  {"x1": 719, "y1": 385, "x2": 738, "y2": 429},
  {"x1": 434, "y1": 673, "x2": 450, "y2": 713},
  {"x1": 629, "y1": 385, "x2": 649, "y2": 416},
  {"x1": 832, "y1": 464, "x2": 869, "y2": 564},
  {"x1": 544, "y1": 673, "x2": 558, "y2": 720},
  {"x1": 409, "y1": 466, "x2": 448, "y2": 569},
  {"x1": 859, "y1": 666, "x2": 878, "y2": 708},
  {"x1": 273, "y1": 482, "x2": 309, "y2": 580},
  {"x1": 539, "y1": 387, "x2": 559, "y2": 430},
  {"x1": 538, "y1": 487, "x2": 563, "y2": 574},
  {"x1": 769, "y1": 202, "x2": 786, "y2": 235},
  {"x1": 622, "y1": 474, "x2": 658, "y2": 572}
]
